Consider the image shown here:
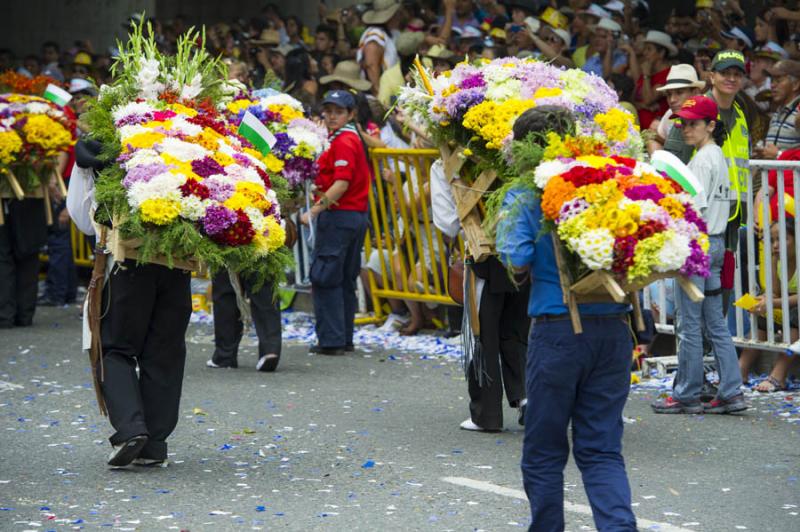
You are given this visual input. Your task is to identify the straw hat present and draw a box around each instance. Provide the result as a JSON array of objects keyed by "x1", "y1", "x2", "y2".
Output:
[
  {"x1": 362, "y1": 0, "x2": 402, "y2": 25},
  {"x1": 425, "y1": 45, "x2": 458, "y2": 64},
  {"x1": 319, "y1": 60, "x2": 372, "y2": 91},
  {"x1": 655, "y1": 64, "x2": 706, "y2": 92},
  {"x1": 249, "y1": 29, "x2": 280, "y2": 46},
  {"x1": 644, "y1": 30, "x2": 678, "y2": 58},
  {"x1": 396, "y1": 31, "x2": 425, "y2": 57}
]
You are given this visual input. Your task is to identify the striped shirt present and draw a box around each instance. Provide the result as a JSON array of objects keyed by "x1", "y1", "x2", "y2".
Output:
[
  {"x1": 766, "y1": 96, "x2": 800, "y2": 149},
  {"x1": 357, "y1": 26, "x2": 398, "y2": 73}
]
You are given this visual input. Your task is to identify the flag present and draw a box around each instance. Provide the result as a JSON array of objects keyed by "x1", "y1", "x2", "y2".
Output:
[
  {"x1": 238, "y1": 111, "x2": 276, "y2": 156},
  {"x1": 43, "y1": 84, "x2": 72, "y2": 107},
  {"x1": 650, "y1": 150, "x2": 703, "y2": 198}
]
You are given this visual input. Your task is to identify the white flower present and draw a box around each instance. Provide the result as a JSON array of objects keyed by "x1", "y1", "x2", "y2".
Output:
[
  {"x1": 112, "y1": 101, "x2": 155, "y2": 124},
  {"x1": 169, "y1": 116, "x2": 203, "y2": 137},
  {"x1": 119, "y1": 124, "x2": 151, "y2": 142},
  {"x1": 180, "y1": 73, "x2": 203, "y2": 100},
  {"x1": 533, "y1": 160, "x2": 568, "y2": 189},
  {"x1": 634, "y1": 162, "x2": 658, "y2": 177},
  {"x1": 157, "y1": 137, "x2": 209, "y2": 162},
  {"x1": 574, "y1": 228, "x2": 615, "y2": 270},
  {"x1": 245, "y1": 207, "x2": 267, "y2": 233},
  {"x1": 484, "y1": 79, "x2": 522, "y2": 101},
  {"x1": 137, "y1": 57, "x2": 165, "y2": 99},
  {"x1": 26, "y1": 102, "x2": 51, "y2": 115},
  {"x1": 656, "y1": 231, "x2": 691, "y2": 272},
  {"x1": 123, "y1": 149, "x2": 163, "y2": 171},
  {"x1": 259, "y1": 94, "x2": 304, "y2": 112},
  {"x1": 127, "y1": 172, "x2": 184, "y2": 207},
  {"x1": 179, "y1": 195, "x2": 209, "y2": 221}
]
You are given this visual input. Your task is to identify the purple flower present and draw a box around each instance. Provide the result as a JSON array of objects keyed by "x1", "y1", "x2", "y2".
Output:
[
  {"x1": 232, "y1": 152, "x2": 251, "y2": 167},
  {"x1": 681, "y1": 239, "x2": 711, "y2": 278},
  {"x1": 116, "y1": 113, "x2": 153, "y2": 127},
  {"x1": 624, "y1": 184, "x2": 664, "y2": 202},
  {"x1": 203, "y1": 204, "x2": 238, "y2": 235},
  {"x1": 444, "y1": 88, "x2": 484, "y2": 121},
  {"x1": 205, "y1": 178, "x2": 235, "y2": 201},
  {"x1": 283, "y1": 156, "x2": 317, "y2": 189},
  {"x1": 191, "y1": 156, "x2": 225, "y2": 178},
  {"x1": 122, "y1": 162, "x2": 170, "y2": 188},
  {"x1": 683, "y1": 205, "x2": 708, "y2": 234},
  {"x1": 459, "y1": 73, "x2": 486, "y2": 90},
  {"x1": 272, "y1": 132, "x2": 295, "y2": 159}
]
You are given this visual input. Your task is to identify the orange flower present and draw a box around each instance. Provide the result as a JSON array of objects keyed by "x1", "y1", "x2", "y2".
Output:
[
  {"x1": 542, "y1": 176, "x2": 577, "y2": 221},
  {"x1": 0, "y1": 70, "x2": 59, "y2": 95}
]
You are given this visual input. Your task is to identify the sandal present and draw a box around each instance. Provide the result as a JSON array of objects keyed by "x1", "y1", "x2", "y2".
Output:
[
  {"x1": 399, "y1": 320, "x2": 435, "y2": 336},
  {"x1": 755, "y1": 375, "x2": 786, "y2": 393}
]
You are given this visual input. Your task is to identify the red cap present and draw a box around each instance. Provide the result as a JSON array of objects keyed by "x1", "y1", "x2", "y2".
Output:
[{"x1": 674, "y1": 95, "x2": 719, "y2": 121}]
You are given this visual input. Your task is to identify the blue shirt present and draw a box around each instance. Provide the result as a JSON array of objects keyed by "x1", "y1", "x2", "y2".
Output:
[
  {"x1": 496, "y1": 187, "x2": 629, "y2": 318},
  {"x1": 581, "y1": 50, "x2": 627, "y2": 78}
]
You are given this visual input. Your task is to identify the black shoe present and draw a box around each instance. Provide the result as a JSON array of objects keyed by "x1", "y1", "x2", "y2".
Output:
[
  {"x1": 345, "y1": 344, "x2": 355, "y2": 352},
  {"x1": 108, "y1": 435, "x2": 149, "y2": 467},
  {"x1": 309, "y1": 345, "x2": 345, "y2": 356},
  {"x1": 37, "y1": 296, "x2": 63, "y2": 307},
  {"x1": 518, "y1": 404, "x2": 526, "y2": 426},
  {"x1": 256, "y1": 354, "x2": 279, "y2": 372},
  {"x1": 206, "y1": 359, "x2": 238, "y2": 369}
]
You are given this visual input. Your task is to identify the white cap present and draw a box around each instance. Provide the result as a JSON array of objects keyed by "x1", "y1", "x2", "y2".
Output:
[
  {"x1": 604, "y1": 1, "x2": 625, "y2": 13},
  {"x1": 525, "y1": 16, "x2": 540, "y2": 34},
  {"x1": 553, "y1": 28, "x2": 571, "y2": 46},
  {"x1": 583, "y1": 3, "x2": 612, "y2": 19},
  {"x1": 68, "y1": 77, "x2": 96, "y2": 95}
]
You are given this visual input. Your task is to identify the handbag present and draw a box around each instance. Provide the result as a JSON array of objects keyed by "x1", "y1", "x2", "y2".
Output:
[
  {"x1": 721, "y1": 249, "x2": 735, "y2": 290},
  {"x1": 447, "y1": 253, "x2": 464, "y2": 305}
]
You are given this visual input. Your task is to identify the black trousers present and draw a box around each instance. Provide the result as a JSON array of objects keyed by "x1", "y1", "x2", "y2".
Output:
[
  {"x1": 211, "y1": 271, "x2": 281, "y2": 367},
  {"x1": 0, "y1": 199, "x2": 47, "y2": 327},
  {"x1": 468, "y1": 268, "x2": 530, "y2": 430},
  {"x1": 99, "y1": 261, "x2": 191, "y2": 460}
]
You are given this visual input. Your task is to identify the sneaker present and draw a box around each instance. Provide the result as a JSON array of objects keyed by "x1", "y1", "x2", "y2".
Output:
[
  {"x1": 651, "y1": 396, "x2": 703, "y2": 414},
  {"x1": 206, "y1": 359, "x2": 237, "y2": 369},
  {"x1": 517, "y1": 398, "x2": 527, "y2": 426},
  {"x1": 459, "y1": 418, "x2": 501, "y2": 432},
  {"x1": 256, "y1": 354, "x2": 279, "y2": 372},
  {"x1": 107, "y1": 435, "x2": 148, "y2": 467},
  {"x1": 378, "y1": 313, "x2": 410, "y2": 332},
  {"x1": 703, "y1": 393, "x2": 748, "y2": 414},
  {"x1": 309, "y1": 345, "x2": 345, "y2": 356},
  {"x1": 132, "y1": 457, "x2": 168, "y2": 467}
]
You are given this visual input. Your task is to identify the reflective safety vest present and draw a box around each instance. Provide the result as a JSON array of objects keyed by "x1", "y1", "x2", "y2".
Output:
[{"x1": 722, "y1": 102, "x2": 750, "y2": 202}]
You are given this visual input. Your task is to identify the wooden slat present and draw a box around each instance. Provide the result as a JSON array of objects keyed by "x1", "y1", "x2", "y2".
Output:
[
  {"x1": 1, "y1": 168, "x2": 26, "y2": 200},
  {"x1": 456, "y1": 169, "x2": 498, "y2": 222},
  {"x1": 676, "y1": 276, "x2": 704, "y2": 302}
]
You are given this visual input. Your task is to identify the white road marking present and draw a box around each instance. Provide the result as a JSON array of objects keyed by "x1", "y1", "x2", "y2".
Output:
[
  {"x1": 0, "y1": 380, "x2": 23, "y2": 392},
  {"x1": 441, "y1": 476, "x2": 698, "y2": 532}
]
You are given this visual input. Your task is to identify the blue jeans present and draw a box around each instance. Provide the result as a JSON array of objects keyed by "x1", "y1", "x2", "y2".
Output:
[
  {"x1": 522, "y1": 317, "x2": 636, "y2": 532},
  {"x1": 311, "y1": 210, "x2": 368, "y2": 348},
  {"x1": 674, "y1": 235, "x2": 743, "y2": 403}
]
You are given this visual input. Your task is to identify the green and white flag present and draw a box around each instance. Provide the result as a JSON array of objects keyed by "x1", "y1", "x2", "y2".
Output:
[
  {"x1": 43, "y1": 84, "x2": 72, "y2": 107},
  {"x1": 651, "y1": 150, "x2": 706, "y2": 210},
  {"x1": 238, "y1": 111, "x2": 276, "y2": 156}
]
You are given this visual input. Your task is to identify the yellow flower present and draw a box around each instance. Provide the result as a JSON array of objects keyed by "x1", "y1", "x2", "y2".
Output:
[
  {"x1": 268, "y1": 104, "x2": 304, "y2": 123},
  {"x1": 140, "y1": 198, "x2": 181, "y2": 225},
  {"x1": 291, "y1": 142, "x2": 315, "y2": 159},
  {"x1": 594, "y1": 108, "x2": 637, "y2": 143},
  {"x1": 235, "y1": 181, "x2": 271, "y2": 212},
  {"x1": 659, "y1": 196, "x2": 686, "y2": 219},
  {"x1": 264, "y1": 216, "x2": 286, "y2": 251},
  {"x1": 21, "y1": 115, "x2": 74, "y2": 155},
  {"x1": 0, "y1": 130, "x2": 23, "y2": 164},
  {"x1": 142, "y1": 120, "x2": 172, "y2": 129},
  {"x1": 576, "y1": 155, "x2": 618, "y2": 169},
  {"x1": 462, "y1": 98, "x2": 535, "y2": 150},
  {"x1": 463, "y1": 148, "x2": 473, "y2": 156},
  {"x1": 226, "y1": 99, "x2": 256, "y2": 115},
  {"x1": 124, "y1": 131, "x2": 166, "y2": 150},
  {"x1": 697, "y1": 233, "x2": 710, "y2": 253},
  {"x1": 161, "y1": 153, "x2": 197, "y2": 178},
  {"x1": 213, "y1": 151, "x2": 235, "y2": 167},
  {"x1": 169, "y1": 103, "x2": 198, "y2": 117},
  {"x1": 264, "y1": 153, "x2": 285, "y2": 174},
  {"x1": 533, "y1": 87, "x2": 563, "y2": 99}
]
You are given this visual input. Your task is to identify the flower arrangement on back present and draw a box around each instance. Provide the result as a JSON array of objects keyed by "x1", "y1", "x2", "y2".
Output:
[{"x1": 84, "y1": 19, "x2": 291, "y2": 284}]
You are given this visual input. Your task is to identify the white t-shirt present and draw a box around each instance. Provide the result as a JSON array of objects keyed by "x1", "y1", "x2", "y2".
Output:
[
  {"x1": 429, "y1": 159, "x2": 460, "y2": 238},
  {"x1": 688, "y1": 143, "x2": 733, "y2": 235},
  {"x1": 656, "y1": 111, "x2": 674, "y2": 141},
  {"x1": 357, "y1": 26, "x2": 399, "y2": 72}
]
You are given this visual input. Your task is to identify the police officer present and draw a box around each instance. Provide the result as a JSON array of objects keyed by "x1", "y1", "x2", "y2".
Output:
[
  {"x1": 206, "y1": 272, "x2": 282, "y2": 372},
  {"x1": 496, "y1": 107, "x2": 637, "y2": 531},
  {"x1": 301, "y1": 90, "x2": 371, "y2": 355},
  {"x1": 70, "y1": 139, "x2": 192, "y2": 468}
]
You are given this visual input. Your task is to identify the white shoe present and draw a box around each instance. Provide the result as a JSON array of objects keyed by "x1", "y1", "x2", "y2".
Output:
[
  {"x1": 256, "y1": 354, "x2": 279, "y2": 372},
  {"x1": 378, "y1": 313, "x2": 410, "y2": 332},
  {"x1": 132, "y1": 457, "x2": 168, "y2": 467},
  {"x1": 459, "y1": 418, "x2": 484, "y2": 431},
  {"x1": 107, "y1": 435, "x2": 148, "y2": 468}
]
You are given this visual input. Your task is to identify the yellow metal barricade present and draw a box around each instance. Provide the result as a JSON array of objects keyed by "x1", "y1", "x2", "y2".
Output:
[
  {"x1": 357, "y1": 148, "x2": 463, "y2": 325},
  {"x1": 71, "y1": 222, "x2": 94, "y2": 267}
]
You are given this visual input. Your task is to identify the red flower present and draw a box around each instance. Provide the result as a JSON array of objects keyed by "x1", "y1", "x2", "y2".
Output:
[
  {"x1": 560, "y1": 165, "x2": 614, "y2": 188},
  {"x1": 610, "y1": 155, "x2": 637, "y2": 168},
  {"x1": 179, "y1": 179, "x2": 211, "y2": 200},
  {"x1": 212, "y1": 209, "x2": 255, "y2": 246},
  {"x1": 188, "y1": 110, "x2": 229, "y2": 137},
  {"x1": 256, "y1": 166, "x2": 272, "y2": 189},
  {"x1": 635, "y1": 221, "x2": 665, "y2": 241}
]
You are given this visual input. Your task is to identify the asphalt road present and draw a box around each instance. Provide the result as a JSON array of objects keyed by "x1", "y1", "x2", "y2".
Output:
[{"x1": 1, "y1": 306, "x2": 799, "y2": 531}]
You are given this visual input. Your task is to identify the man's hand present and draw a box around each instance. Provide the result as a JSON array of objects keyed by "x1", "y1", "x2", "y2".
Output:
[
  {"x1": 443, "y1": 0, "x2": 456, "y2": 13},
  {"x1": 58, "y1": 208, "x2": 70, "y2": 227},
  {"x1": 300, "y1": 210, "x2": 313, "y2": 226},
  {"x1": 754, "y1": 143, "x2": 780, "y2": 160},
  {"x1": 770, "y1": 7, "x2": 795, "y2": 20}
]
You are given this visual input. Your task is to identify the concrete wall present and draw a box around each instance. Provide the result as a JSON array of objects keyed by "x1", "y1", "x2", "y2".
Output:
[{"x1": 0, "y1": 0, "x2": 155, "y2": 57}]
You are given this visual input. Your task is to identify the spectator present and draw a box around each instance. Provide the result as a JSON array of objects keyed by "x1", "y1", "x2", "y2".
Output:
[
  {"x1": 754, "y1": 59, "x2": 800, "y2": 160},
  {"x1": 440, "y1": 0, "x2": 480, "y2": 32},
  {"x1": 755, "y1": 8, "x2": 790, "y2": 48},
  {"x1": 739, "y1": 218, "x2": 799, "y2": 392},
  {"x1": 282, "y1": 48, "x2": 319, "y2": 110},
  {"x1": 652, "y1": 95, "x2": 745, "y2": 415},
  {"x1": 720, "y1": 26, "x2": 755, "y2": 54},
  {"x1": 625, "y1": 30, "x2": 677, "y2": 129},
  {"x1": 378, "y1": 30, "x2": 425, "y2": 108},
  {"x1": 319, "y1": 52, "x2": 340, "y2": 77},
  {"x1": 284, "y1": 16, "x2": 307, "y2": 48},
  {"x1": 71, "y1": 51, "x2": 93, "y2": 82},
  {"x1": 41, "y1": 41, "x2": 64, "y2": 82},
  {"x1": 19, "y1": 55, "x2": 41, "y2": 77},
  {"x1": 313, "y1": 24, "x2": 337, "y2": 63},
  {"x1": 270, "y1": 44, "x2": 295, "y2": 80},
  {"x1": 574, "y1": 18, "x2": 627, "y2": 78},
  {"x1": 425, "y1": 45, "x2": 458, "y2": 76},
  {"x1": 746, "y1": 43, "x2": 787, "y2": 113},
  {"x1": 648, "y1": 64, "x2": 705, "y2": 155},
  {"x1": 319, "y1": 60, "x2": 372, "y2": 93},
  {"x1": 225, "y1": 59, "x2": 251, "y2": 86},
  {"x1": 248, "y1": 29, "x2": 281, "y2": 84},
  {"x1": 358, "y1": 0, "x2": 404, "y2": 94}
]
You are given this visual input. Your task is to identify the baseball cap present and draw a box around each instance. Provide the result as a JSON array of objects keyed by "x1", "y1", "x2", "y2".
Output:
[
  {"x1": 321, "y1": 89, "x2": 356, "y2": 109},
  {"x1": 767, "y1": 60, "x2": 800, "y2": 79},
  {"x1": 674, "y1": 95, "x2": 718, "y2": 121},
  {"x1": 755, "y1": 41, "x2": 790, "y2": 62},
  {"x1": 720, "y1": 26, "x2": 755, "y2": 50},
  {"x1": 710, "y1": 49, "x2": 746, "y2": 73}
]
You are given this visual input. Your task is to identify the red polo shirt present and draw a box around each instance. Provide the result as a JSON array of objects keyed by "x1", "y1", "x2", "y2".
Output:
[{"x1": 315, "y1": 126, "x2": 371, "y2": 212}]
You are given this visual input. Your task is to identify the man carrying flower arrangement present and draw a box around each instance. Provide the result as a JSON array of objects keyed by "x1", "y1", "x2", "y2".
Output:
[{"x1": 496, "y1": 106, "x2": 638, "y2": 532}]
